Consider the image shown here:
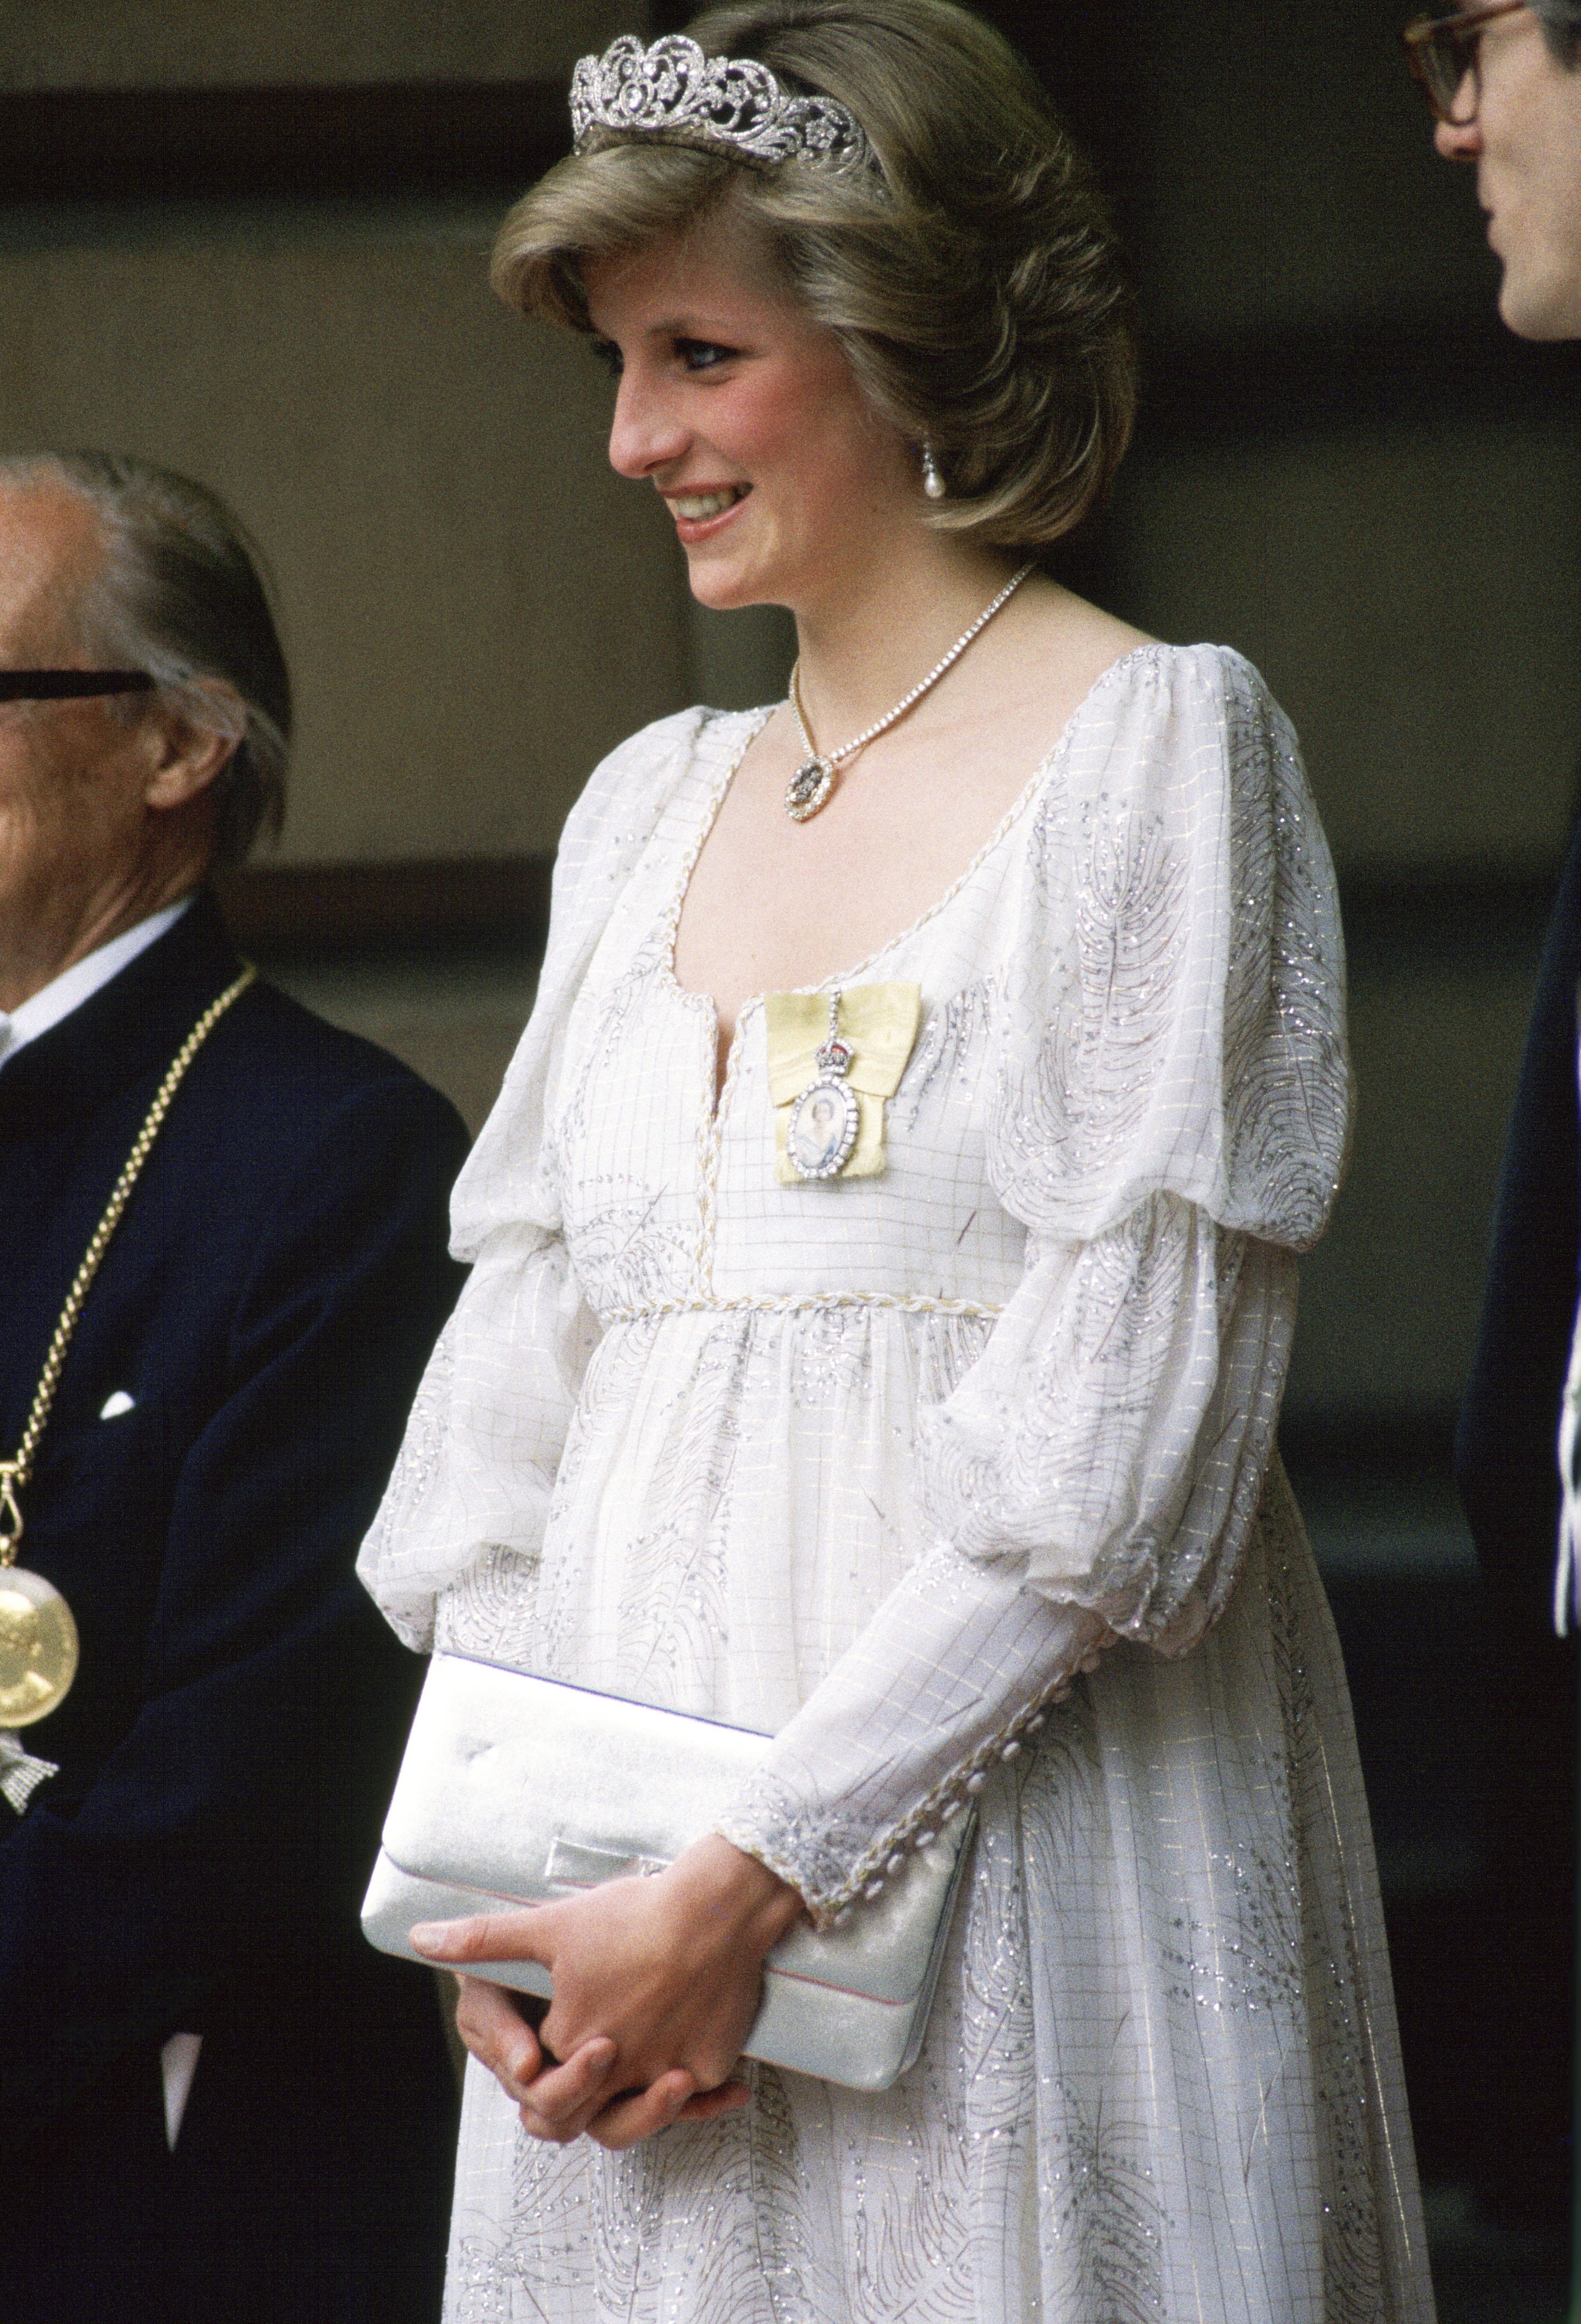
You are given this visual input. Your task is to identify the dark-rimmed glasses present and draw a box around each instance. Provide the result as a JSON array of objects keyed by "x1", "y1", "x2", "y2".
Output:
[
  {"x1": 0, "y1": 671, "x2": 154, "y2": 702},
  {"x1": 1402, "y1": 1, "x2": 1529, "y2": 122}
]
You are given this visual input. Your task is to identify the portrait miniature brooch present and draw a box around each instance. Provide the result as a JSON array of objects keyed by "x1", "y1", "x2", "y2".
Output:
[{"x1": 764, "y1": 983, "x2": 922, "y2": 1183}]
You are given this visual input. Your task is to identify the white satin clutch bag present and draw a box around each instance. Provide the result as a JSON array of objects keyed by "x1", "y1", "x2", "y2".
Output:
[{"x1": 362, "y1": 1651, "x2": 974, "y2": 2092}]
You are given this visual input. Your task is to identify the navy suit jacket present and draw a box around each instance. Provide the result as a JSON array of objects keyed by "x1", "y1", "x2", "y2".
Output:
[
  {"x1": 1456, "y1": 817, "x2": 1581, "y2": 1642},
  {"x1": 2, "y1": 893, "x2": 466, "y2": 2322},
  {"x1": 1451, "y1": 820, "x2": 1581, "y2": 2222}
]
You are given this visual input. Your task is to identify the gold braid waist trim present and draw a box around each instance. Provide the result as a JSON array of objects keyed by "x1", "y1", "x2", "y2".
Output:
[{"x1": 598, "y1": 1290, "x2": 1005, "y2": 1325}]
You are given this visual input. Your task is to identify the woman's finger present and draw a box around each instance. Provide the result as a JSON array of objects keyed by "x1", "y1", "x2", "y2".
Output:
[
  {"x1": 410, "y1": 1908, "x2": 549, "y2": 1967},
  {"x1": 517, "y1": 2098, "x2": 596, "y2": 2146},
  {"x1": 517, "y1": 2037, "x2": 625, "y2": 2126},
  {"x1": 453, "y1": 1976, "x2": 546, "y2": 2099},
  {"x1": 585, "y1": 2070, "x2": 701, "y2": 2153},
  {"x1": 452, "y1": 1980, "x2": 616, "y2": 2118},
  {"x1": 517, "y1": 2055, "x2": 679, "y2": 2148},
  {"x1": 522, "y1": 2068, "x2": 703, "y2": 2151},
  {"x1": 672, "y1": 2080, "x2": 753, "y2": 2124},
  {"x1": 523, "y1": 2034, "x2": 621, "y2": 2124},
  {"x1": 516, "y1": 2079, "x2": 628, "y2": 2146}
]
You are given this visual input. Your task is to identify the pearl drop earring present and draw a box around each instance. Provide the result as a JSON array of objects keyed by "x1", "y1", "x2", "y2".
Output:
[{"x1": 920, "y1": 441, "x2": 945, "y2": 501}]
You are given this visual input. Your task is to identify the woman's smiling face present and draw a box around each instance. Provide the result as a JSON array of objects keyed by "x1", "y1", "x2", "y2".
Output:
[{"x1": 583, "y1": 201, "x2": 919, "y2": 616}]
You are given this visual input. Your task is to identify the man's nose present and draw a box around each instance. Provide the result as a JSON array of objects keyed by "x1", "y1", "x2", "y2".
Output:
[
  {"x1": 607, "y1": 372, "x2": 689, "y2": 482},
  {"x1": 1435, "y1": 113, "x2": 1483, "y2": 161},
  {"x1": 1434, "y1": 69, "x2": 1483, "y2": 161}
]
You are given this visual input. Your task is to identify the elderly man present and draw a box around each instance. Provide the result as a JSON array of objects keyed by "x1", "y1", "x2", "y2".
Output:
[
  {"x1": 0, "y1": 453, "x2": 465, "y2": 2320},
  {"x1": 1403, "y1": 0, "x2": 1581, "y2": 2233}
]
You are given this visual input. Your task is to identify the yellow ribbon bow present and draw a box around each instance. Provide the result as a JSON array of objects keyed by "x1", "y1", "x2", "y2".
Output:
[{"x1": 764, "y1": 982, "x2": 922, "y2": 1183}]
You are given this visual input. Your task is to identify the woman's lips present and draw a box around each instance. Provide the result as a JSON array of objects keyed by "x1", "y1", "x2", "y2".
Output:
[{"x1": 666, "y1": 484, "x2": 751, "y2": 542}]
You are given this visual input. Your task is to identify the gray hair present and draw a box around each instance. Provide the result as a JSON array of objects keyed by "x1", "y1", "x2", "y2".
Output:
[
  {"x1": 0, "y1": 451, "x2": 291, "y2": 865},
  {"x1": 1533, "y1": 0, "x2": 1581, "y2": 64}
]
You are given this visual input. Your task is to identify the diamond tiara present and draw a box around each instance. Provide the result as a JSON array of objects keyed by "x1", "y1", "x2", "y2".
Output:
[{"x1": 570, "y1": 34, "x2": 873, "y2": 175}]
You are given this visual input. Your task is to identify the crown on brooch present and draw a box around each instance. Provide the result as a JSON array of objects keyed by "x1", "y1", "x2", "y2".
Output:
[{"x1": 570, "y1": 34, "x2": 873, "y2": 175}]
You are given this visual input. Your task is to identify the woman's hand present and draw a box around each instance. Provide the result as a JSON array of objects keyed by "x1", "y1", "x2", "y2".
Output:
[
  {"x1": 412, "y1": 1834, "x2": 804, "y2": 2149},
  {"x1": 448, "y1": 1975, "x2": 753, "y2": 2148}
]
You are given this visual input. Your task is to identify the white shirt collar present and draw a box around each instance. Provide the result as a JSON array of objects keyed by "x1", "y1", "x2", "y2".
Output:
[{"x1": 0, "y1": 894, "x2": 197, "y2": 1069}]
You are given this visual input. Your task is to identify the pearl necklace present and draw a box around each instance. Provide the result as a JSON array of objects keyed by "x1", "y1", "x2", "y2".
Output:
[{"x1": 784, "y1": 562, "x2": 1036, "y2": 823}]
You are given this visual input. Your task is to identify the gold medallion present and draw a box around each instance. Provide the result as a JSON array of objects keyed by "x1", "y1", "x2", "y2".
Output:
[
  {"x1": 0, "y1": 1566, "x2": 79, "y2": 1727},
  {"x1": 0, "y1": 965, "x2": 256, "y2": 1749}
]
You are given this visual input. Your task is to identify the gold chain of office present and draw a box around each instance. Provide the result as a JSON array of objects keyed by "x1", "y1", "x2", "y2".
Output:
[{"x1": 0, "y1": 965, "x2": 256, "y2": 1568}]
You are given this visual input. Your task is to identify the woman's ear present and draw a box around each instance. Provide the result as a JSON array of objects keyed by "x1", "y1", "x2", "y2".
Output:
[{"x1": 141, "y1": 679, "x2": 245, "y2": 812}]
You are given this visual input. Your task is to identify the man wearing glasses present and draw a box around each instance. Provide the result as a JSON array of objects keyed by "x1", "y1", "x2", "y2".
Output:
[
  {"x1": 1403, "y1": 0, "x2": 1581, "y2": 2248},
  {"x1": 0, "y1": 452, "x2": 465, "y2": 2321},
  {"x1": 1406, "y1": 0, "x2": 1581, "y2": 331}
]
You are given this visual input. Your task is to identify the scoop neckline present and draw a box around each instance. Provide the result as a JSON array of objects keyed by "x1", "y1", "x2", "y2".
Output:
[{"x1": 660, "y1": 637, "x2": 1164, "y2": 1028}]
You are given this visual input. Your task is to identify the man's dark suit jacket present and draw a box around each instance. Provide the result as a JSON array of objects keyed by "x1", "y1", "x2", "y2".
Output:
[
  {"x1": 1457, "y1": 816, "x2": 1581, "y2": 1641},
  {"x1": 1455, "y1": 815, "x2": 1581, "y2": 2225},
  {"x1": 1, "y1": 891, "x2": 467, "y2": 2321}
]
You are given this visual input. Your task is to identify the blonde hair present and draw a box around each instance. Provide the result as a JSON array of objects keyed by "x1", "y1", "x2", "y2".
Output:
[{"x1": 491, "y1": 0, "x2": 1137, "y2": 551}]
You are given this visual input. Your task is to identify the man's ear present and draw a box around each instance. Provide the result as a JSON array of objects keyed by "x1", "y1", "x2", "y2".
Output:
[{"x1": 141, "y1": 680, "x2": 245, "y2": 812}]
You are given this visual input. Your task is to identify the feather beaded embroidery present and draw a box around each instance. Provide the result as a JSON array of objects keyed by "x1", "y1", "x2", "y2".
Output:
[{"x1": 360, "y1": 646, "x2": 1431, "y2": 2323}]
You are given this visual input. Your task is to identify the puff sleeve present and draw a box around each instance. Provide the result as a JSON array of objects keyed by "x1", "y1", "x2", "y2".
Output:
[
  {"x1": 717, "y1": 647, "x2": 1350, "y2": 1922},
  {"x1": 357, "y1": 711, "x2": 711, "y2": 1648}
]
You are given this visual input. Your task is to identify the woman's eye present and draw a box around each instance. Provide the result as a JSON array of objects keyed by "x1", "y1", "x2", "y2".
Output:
[
  {"x1": 676, "y1": 340, "x2": 734, "y2": 373},
  {"x1": 589, "y1": 339, "x2": 624, "y2": 380}
]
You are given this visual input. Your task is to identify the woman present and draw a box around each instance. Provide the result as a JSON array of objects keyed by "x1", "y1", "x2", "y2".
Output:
[{"x1": 361, "y1": 5, "x2": 1434, "y2": 2318}]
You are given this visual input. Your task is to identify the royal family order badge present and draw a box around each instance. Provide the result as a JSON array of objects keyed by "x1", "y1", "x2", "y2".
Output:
[
  {"x1": 764, "y1": 983, "x2": 922, "y2": 1186},
  {"x1": 786, "y1": 997, "x2": 861, "y2": 1181}
]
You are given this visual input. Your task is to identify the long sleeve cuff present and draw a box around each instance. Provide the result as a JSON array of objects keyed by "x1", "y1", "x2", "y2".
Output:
[{"x1": 716, "y1": 1542, "x2": 1110, "y2": 1928}]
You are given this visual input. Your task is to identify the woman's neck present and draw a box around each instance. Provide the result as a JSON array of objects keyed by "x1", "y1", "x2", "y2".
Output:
[{"x1": 788, "y1": 536, "x2": 1027, "y2": 748}]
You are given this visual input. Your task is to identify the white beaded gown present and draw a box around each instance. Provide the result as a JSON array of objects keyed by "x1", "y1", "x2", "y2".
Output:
[{"x1": 360, "y1": 643, "x2": 1436, "y2": 2324}]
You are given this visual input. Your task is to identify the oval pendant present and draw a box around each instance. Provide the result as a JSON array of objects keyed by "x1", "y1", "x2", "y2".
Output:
[
  {"x1": 785, "y1": 756, "x2": 835, "y2": 822},
  {"x1": 787, "y1": 1075, "x2": 860, "y2": 1181},
  {"x1": 0, "y1": 1567, "x2": 80, "y2": 1727}
]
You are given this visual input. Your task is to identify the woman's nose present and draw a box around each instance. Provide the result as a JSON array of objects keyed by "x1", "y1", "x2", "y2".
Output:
[{"x1": 607, "y1": 371, "x2": 689, "y2": 482}]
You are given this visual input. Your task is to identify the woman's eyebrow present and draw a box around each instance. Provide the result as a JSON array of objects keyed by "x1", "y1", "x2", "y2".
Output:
[{"x1": 644, "y1": 314, "x2": 737, "y2": 339}]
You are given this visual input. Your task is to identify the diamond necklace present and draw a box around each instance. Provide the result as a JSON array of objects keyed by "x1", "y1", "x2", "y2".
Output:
[{"x1": 784, "y1": 561, "x2": 1036, "y2": 823}]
